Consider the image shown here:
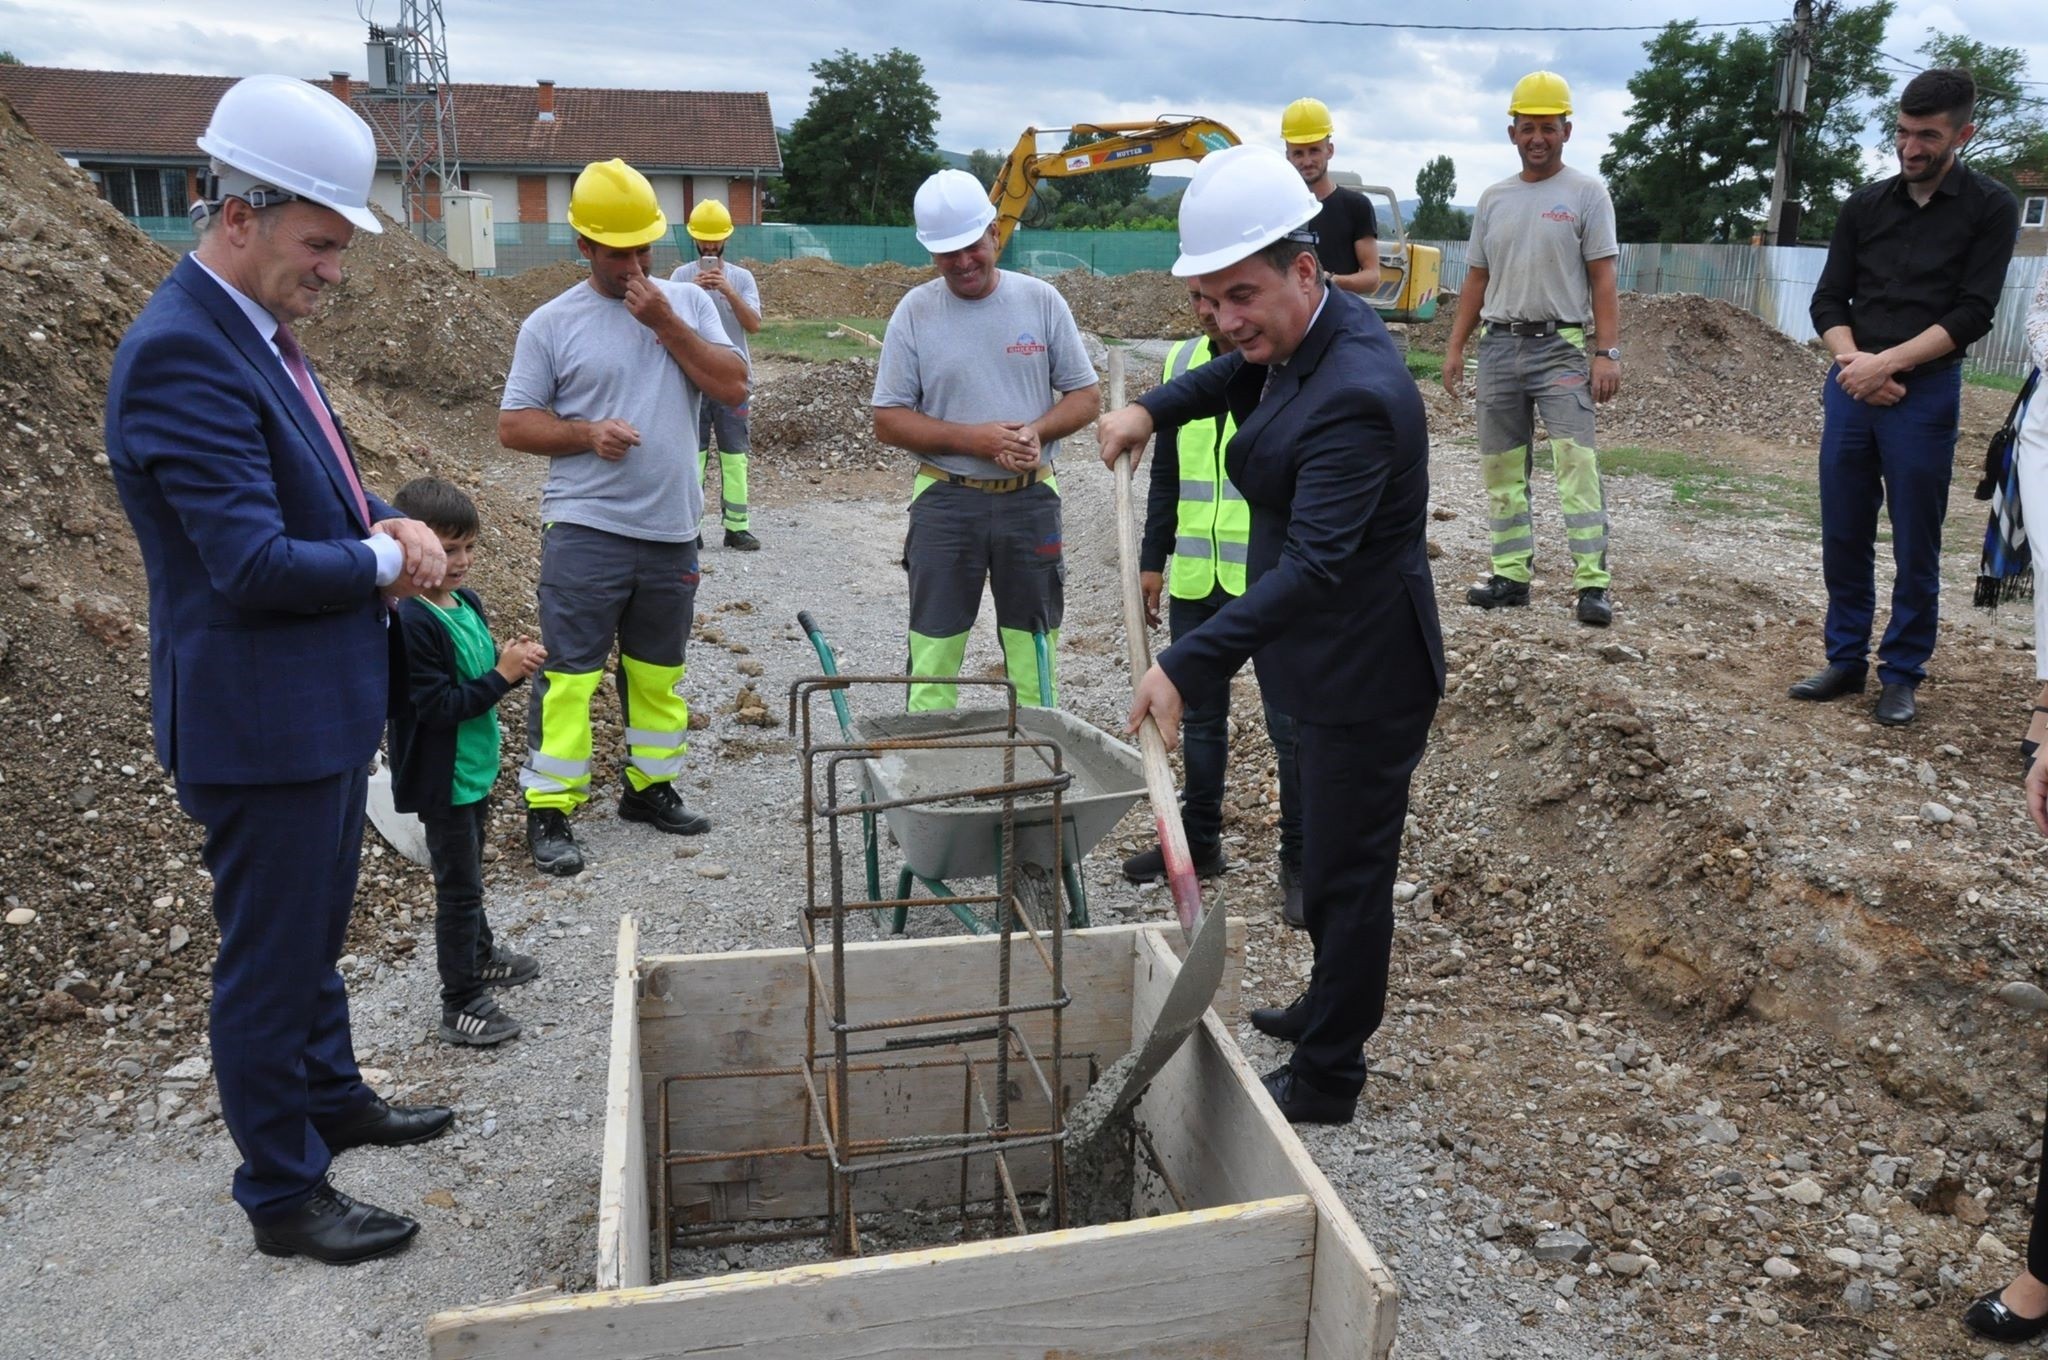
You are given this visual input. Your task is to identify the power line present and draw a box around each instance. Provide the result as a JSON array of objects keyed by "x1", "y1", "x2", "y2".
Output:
[{"x1": 1010, "y1": 0, "x2": 1779, "y2": 32}]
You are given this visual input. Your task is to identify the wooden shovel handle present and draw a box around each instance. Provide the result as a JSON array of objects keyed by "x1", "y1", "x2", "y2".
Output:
[{"x1": 1107, "y1": 349, "x2": 1203, "y2": 937}]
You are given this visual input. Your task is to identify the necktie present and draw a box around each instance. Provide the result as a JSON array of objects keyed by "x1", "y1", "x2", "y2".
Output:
[
  {"x1": 1259, "y1": 365, "x2": 1277, "y2": 403},
  {"x1": 273, "y1": 322, "x2": 373, "y2": 530}
]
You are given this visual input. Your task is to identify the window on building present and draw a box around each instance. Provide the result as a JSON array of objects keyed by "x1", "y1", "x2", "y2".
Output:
[
  {"x1": 2025, "y1": 196, "x2": 2047, "y2": 229},
  {"x1": 94, "y1": 167, "x2": 194, "y2": 219}
]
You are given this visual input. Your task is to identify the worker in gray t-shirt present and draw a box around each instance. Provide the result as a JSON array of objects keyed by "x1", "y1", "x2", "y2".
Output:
[
  {"x1": 497, "y1": 158, "x2": 747, "y2": 877},
  {"x1": 673, "y1": 198, "x2": 764, "y2": 551},
  {"x1": 1443, "y1": 71, "x2": 1621, "y2": 629},
  {"x1": 872, "y1": 169, "x2": 1100, "y2": 712}
]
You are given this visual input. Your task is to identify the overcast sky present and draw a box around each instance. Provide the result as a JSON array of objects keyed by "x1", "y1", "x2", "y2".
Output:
[{"x1": 7, "y1": 0, "x2": 2046, "y2": 205}]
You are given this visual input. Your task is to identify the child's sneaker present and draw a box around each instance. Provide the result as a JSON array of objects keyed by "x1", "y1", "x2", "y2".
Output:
[
  {"x1": 439, "y1": 995, "x2": 522, "y2": 1047},
  {"x1": 476, "y1": 945, "x2": 539, "y2": 988}
]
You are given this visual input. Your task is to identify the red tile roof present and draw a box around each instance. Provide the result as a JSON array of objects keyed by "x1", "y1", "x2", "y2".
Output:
[{"x1": 0, "y1": 65, "x2": 780, "y2": 171}]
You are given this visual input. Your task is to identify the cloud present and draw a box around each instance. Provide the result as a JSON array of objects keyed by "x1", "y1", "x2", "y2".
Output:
[{"x1": 13, "y1": 0, "x2": 2047, "y2": 211}]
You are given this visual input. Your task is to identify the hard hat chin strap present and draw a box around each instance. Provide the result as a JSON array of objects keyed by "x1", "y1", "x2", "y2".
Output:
[{"x1": 188, "y1": 163, "x2": 303, "y2": 225}]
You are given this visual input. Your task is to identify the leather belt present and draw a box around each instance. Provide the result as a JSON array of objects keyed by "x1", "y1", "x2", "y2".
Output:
[
  {"x1": 915, "y1": 463, "x2": 1054, "y2": 493},
  {"x1": 1485, "y1": 320, "x2": 1585, "y2": 337}
]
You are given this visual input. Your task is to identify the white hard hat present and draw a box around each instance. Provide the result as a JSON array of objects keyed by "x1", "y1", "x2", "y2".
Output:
[
  {"x1": 197, "y1": 74, "x2": 382, "y2": 233},
  {"x1": 1171, "y1": 144, "x2": 1319, "y2": 277},
  {"x1": 913, "y1": 169, "x2": 998, "y2": 253}
]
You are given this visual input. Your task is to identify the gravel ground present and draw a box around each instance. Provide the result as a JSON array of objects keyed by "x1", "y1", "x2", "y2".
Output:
[{"x1": 0, "y1": 427, "x2": 1633, "y2": 1359}]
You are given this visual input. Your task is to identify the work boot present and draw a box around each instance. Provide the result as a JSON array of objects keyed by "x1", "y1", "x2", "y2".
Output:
[
  {"x1": 724, "y1": 529, "x2": 761, "y2": 551},
  {"x1": 1575, "y1": 587, "x2": 1612, "y2": 627},
  {"x1": 526, "y1": 808, "x2": 584, "y2": 877},
  {"x1": 619, "y1": 780, "x2": 712, "y2": 835},
  {"x1": 1279, "y1": 859, "x2": 1305, "y2": 929},
  {"x1": 476, "y1": 945, "x2": 539, "y2": 989},
  {"x1": 438, "y1": 995, "x2": 522, "y2": 1047},
  {"x1": 1466, "y1": 575, "x2": 1530, "y2": 610},
  {"x1": 1121, "y1": 840, "x2": 1226, "y2": 884}
]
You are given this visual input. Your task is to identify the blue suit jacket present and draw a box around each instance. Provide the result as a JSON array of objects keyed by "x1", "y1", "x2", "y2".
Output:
[
  {"x1": 106, "y1": 254, "x2": 402, "y2": 785},
  {"x1": 1137, "y1": 287, "x2": 1445, "y2": 725}
]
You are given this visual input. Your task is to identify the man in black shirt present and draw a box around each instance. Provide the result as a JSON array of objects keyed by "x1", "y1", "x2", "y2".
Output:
[
  {"x1": 1281, "y1": 96, "x2": 1381, "y2": 296},
  {"x1": 1791, "y1": 68, "x2": 2018, "y2": 726}
]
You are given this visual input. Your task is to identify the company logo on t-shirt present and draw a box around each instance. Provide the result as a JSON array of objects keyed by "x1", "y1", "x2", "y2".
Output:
[
  {"x1": 1006, "y1": 332, "x2": 1048, "y2": 356},
  {"x1": 1541, "y1": 203, "x2": 1577, "y2": 224}
]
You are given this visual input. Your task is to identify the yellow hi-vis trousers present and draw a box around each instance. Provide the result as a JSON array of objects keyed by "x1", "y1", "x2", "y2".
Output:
[{"x1": 521, "y1": 523, "x2": 698, "y2": 811}]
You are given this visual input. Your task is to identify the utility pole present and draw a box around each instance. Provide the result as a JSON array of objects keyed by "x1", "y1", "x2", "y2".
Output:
[
  {"x1": 1763, "y1": 0, "x2": 1813, "y2": 246},
  {"x1": 356, "y1": 0, "x2": 463, "y2": 247}
]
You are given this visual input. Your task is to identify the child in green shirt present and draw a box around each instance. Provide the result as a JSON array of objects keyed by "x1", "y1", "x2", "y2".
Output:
[{"x1": 387, "y1": 478, "x2": 547, "y2": 1046}]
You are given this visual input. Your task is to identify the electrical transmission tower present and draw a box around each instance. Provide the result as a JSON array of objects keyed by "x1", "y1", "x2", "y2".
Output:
[{"x1": 356, "y1": 0, "x2": 463, "y2": 244}]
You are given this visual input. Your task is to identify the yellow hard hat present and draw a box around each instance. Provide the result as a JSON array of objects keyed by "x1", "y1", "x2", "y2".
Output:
[
  {"x1": 1509, "y1": 71, "x2": 1573, "y2": 117},
  {"x1": 686, "y1": 199, "x2": 735, "y2": 242},
  {"x1": 567, "y1": 158, "x2": 667, "y2": 248},
  {"x1": 1281, "y1": 97, "x2": 1334, "y2": 145}
]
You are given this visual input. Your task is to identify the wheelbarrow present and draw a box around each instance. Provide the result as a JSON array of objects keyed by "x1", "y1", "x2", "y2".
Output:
[{"x1": 797, "y1": 611, "x2": 1146, "y2": 935}]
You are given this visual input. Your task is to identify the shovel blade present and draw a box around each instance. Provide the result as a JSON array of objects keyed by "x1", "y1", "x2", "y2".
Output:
[{"x1": 1074, "y1": 906, "x2": 1229, "y2": 1138}]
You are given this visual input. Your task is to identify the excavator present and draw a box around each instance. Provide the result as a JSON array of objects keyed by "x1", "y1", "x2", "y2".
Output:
[{"x1": 987, "y1": 117, "x2": 1442, "y2": 325}]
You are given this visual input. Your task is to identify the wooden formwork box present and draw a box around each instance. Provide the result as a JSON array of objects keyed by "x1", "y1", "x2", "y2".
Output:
[{"x1": 426, "y1": 919, "x2": 1398, "y2": 1359}]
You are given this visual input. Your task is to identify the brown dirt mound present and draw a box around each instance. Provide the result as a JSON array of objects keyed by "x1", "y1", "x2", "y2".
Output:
[
  {"x1": 746, "y1": 259, "x2": 933, "y2": 320},
  {"x1": 751, "y1": 357, "x2": 884, "y2": 469},
  {"x1": 0, "y1": 95, "x2": 545, "y2": 1083},
  {"x1": 481, "y1": 258, "x2": 588, "y2": 322},
  {"x1": 294, "y1": 205, "x2": 517, "y2": 405},
  {"x1": 1420, "y1": 291, "x2": 1828, "y2": 450},
  {"x1": 1053, "y1": 269, "x2": 1195, "y2": 340}
]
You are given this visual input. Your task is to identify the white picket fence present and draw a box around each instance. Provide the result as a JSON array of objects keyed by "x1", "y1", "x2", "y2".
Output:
[{"x1": 1420, "y1": 240, "x2": 2046, "y2": 380}]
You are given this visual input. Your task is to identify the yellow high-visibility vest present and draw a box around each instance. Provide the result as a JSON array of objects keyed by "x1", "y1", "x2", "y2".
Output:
[{"x1": 1164, "y1": 336, "x2": 1250, "y2": 599}]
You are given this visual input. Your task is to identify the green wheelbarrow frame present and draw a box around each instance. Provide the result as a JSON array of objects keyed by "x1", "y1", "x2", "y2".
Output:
[{"x1": 797, "y1": 613, "x2": 1095, "y2": 935}]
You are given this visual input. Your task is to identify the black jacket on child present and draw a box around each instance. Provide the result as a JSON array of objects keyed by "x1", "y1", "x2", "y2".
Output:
[{"x1": 388, "y1": 588, "x2": 512, "y2": 819}]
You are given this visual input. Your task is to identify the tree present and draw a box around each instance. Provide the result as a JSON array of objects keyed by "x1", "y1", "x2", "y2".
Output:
[
  {"x1": 1600, "y1": 3, "x2": 1894, "y2": 242},
  {"x1": 779, "y1": 49, "x2": 942, "y2": 226},
  {"x1": 1410, "y1": 155, "x2": 1470, "y2": 239},
  {"x1": 1051, "y1": 129, "x2": 1151, "y2": 213},
  {"x1": 965, "y1": 148, "x2": 1007, "y2": 188},
  {"x1": 1914, "y1": 31, "x2": 2048, "y2": 193},
  {"x1": 0, "y1": 51, "x2": 20, "y2": 64}
]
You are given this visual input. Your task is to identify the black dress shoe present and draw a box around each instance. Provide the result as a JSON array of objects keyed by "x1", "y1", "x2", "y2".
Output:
[
  {"x1": 318, "y1": 1094, "x2": 454, "y2": 1152},
  {"x1": 1119, "y1": 840, "x2": 1226, "y2": 883},
  {"x1": 1279, "y1": 860, "x2": 1305, "y2": 929},
  {"x1": 1249, "y1": 992, "x2": 1309, "y2": 1042},
  {"x1": 618, "y1": 781, "x2": 712, "y2": 835},
  {"x1": 251, "y1": 1180, "x2": 419, "y2": 1265},
  {"x1": 1873, "y1": 682, "x2": 1917, "y2": 726},
  {"x1": 1787, "y1": 663, "x2": 1867, "y2": 701},
  {"x1": 1259, "y1": 1065, "x2": 1356, "y2": 1125},
  {"x1": 1963, "y1": 1289, "x2": 2048, "y2": 1341}
]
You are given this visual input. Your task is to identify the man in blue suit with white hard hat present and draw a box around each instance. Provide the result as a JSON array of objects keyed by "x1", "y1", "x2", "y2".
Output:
[
  {"x1": 1099, "y1": 145, "x2": 1444, "y2": 1125},
  {"x1": 107, "y1": 73, "x2": 457, "y2": 1264}
]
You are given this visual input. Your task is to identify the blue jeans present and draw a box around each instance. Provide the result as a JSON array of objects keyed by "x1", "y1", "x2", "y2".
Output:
[
  {"x1": 1818, "y1": 362, "x2": 1963, "y2": 688},
  {"x1": 1170, "y1": 587, "x2": 1302, "y2": 866}
]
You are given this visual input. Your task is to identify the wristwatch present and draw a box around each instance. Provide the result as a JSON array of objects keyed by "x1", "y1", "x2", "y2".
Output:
[{"x1": 1593, "y1": 347, "x2": 1621, "y2": 361}]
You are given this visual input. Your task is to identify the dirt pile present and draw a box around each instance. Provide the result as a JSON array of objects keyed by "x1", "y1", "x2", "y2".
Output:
[
  {"x1": 751, "y1": 357, "x2": 888, "y2": 471},
  {"x1": 747, "y1": 259, "x2": 933, "y2": 320},
  {"x1": 294, "y1": 205, "x2": 516, "y2": 404},
  {"x1": 0, "y1": 98, "x2": 545, "y2": 1079},
  {"x1": 481, "y1": 258, "x2": 587, "y2": 321},
  {"x1": 1419, "y1": 291, "x2": 1828, "y2": 452},
  {"x1": 0, "y1": 95, "x2": 212, "y2": 1065},
  {"x1": 1053, "y1": 269, "x2": 1194, "y2": 339}
]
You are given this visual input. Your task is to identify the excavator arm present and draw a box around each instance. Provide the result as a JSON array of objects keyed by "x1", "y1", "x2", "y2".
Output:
[
  {"x1": 989, "y1": 118, "x2": 1239, "y2": 252},
  {"x1": 986, "y1": 118, "x2": 1440, "y2": 325}
]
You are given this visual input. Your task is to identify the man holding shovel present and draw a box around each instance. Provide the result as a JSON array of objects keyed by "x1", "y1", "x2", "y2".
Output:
[{"x1": 1098, "y1": 145, "x2": 1443, "y2": 1125}]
